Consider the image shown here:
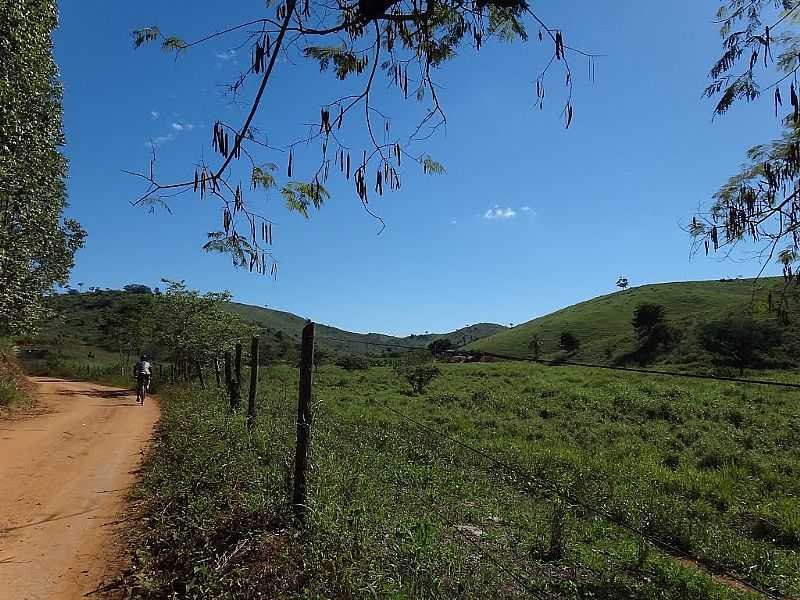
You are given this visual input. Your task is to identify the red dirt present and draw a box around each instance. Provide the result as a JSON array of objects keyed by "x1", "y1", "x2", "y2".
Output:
[{"x1": 0, "y1": 377, "x2": 159, "y2": 599}]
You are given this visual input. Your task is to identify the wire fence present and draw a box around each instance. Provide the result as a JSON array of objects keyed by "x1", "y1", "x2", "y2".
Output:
[
  {"x1": 312, "y1": 333, "x2": 798, "y2": 599},
  {"x1": 319, "y1": 335, "x2": 800, "y2": 390}
]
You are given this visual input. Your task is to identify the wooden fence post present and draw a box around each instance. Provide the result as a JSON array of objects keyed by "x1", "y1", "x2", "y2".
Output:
[
  {"x1": 247, "y1": 336, "x2": 259, "y2": 431},
  {"x1": 293, "y1": 321, "x2": 315, "y2": 523},
  {"x1": 214, "y1": 358, "x2": 221, "y2": 388}
]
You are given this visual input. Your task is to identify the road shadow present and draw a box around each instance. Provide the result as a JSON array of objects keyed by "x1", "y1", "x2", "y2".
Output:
[{"x1": 62, "y1": 389, "x2": 131, "y2": 400}]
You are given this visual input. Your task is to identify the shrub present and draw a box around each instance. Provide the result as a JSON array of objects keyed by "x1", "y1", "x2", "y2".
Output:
[
  {"x1": 699, "y1": 316, "x2": 782, "y2": 373},
  {"x1": 335, "y1": 355, "x2": 370, "y2": 371},
  {"x1": 404, "y1": 365, "x2": 440, "y2": 394},
  {"x1": 427, "y1": 338, "x2": 453, "y2": 356},
  {"x1": 559, "y1": 332, "x2": 580, "y2": 354},
  {"x1": 632, "y1": 303, "x2": 667, "y2": 341}
]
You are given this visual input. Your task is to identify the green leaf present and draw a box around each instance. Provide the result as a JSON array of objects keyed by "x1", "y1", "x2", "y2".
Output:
[
  {"x1": 281, "y1": 181, "x2": 330, "y2": 218},
  {"x1": 162, "y1": 37, "x2": 188, "y2": 53},
  {"x1": 132, "y1": 27, "x2": 161, "y2": 48},
  {"x1": 303, "y1": 46, "x2": 361, "y2": 80},
  {"x1": 421, "y1": 156, "x2": 446, "y2": 175},
  {"x1": 251, "y1": 165, "x2": 277, "y2": 191}
]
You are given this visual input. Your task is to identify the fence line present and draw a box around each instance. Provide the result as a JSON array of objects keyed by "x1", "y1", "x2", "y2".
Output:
[
  {"x1": 109, "y1": 324, "x2": 791, "y2": 598},
  {"x1": 318, "y1": 335, "x2": 800, "y2": 390}
]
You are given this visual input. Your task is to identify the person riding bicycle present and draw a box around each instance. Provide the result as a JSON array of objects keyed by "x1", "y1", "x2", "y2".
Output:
[{"x1": 133, "y1": 354, "x2": 152, "y2": 404}]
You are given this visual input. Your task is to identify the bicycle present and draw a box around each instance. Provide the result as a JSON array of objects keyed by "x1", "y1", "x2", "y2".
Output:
[{"x1": 135, "y1": 374, "x2": 150, "y2": 405}]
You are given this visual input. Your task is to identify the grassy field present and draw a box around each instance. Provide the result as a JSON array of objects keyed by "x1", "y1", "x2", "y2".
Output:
[
  {"x1": 468, "y1": 278, "x2": 800, "y2": 368},
  {"x1": 125, "y1": 358, "x2": 800, "y2": 599}
]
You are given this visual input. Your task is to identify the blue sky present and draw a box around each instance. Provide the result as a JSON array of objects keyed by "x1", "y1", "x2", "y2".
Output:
[{"x1": 54, "y1": 1, "x2": 782, "y2": 336}]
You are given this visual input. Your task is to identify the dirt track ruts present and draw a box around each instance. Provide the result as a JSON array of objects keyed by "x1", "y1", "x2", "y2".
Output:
[{"x1": 0, "y1": 377, "x2": 159, "y2": 599}]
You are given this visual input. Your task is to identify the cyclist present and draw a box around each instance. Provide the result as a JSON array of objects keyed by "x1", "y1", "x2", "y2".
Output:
[{"x1": 133, "y1": 354, "x2": 152, "y2": 405}]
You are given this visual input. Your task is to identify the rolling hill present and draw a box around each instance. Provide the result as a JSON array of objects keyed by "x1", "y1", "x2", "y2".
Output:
[
  {"x1": 24, "y1": 291, "x2": 505, "y2": 363},
  {"x1": 467, "y1": 277, "x2": 800, "y2": 368}
]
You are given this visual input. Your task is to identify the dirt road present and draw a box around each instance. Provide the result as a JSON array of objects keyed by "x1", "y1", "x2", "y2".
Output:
[{"x1": 0, "y1": 378, "x2": 159, "y2": 599}]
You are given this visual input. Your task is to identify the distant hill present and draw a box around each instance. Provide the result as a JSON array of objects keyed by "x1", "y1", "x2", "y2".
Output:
[
  {"x1": 229, "y1": 302, "x2": 505, "y2": 356},
  {"x1": 467, "y1": 278, "x2": 800, "y2": 368},
  {"x1": 24, "y1": 291, "x2": 505, "y2": 363}
]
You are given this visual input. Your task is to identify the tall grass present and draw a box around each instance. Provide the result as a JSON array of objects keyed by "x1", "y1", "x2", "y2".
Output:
[{"x1": 124, "y1": 360, "x2": 800, "y2": 598}]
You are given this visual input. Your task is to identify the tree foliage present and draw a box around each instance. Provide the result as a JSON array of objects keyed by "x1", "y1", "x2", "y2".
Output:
[
  {"x1": 632, "y1": 303, "x2": 667, "y2": 341},
  {"x1": 695, "y1": 2, "x2": 800, "y2": 287},
  {"x1": 130, "y1": 0, "x2": 594, "y2": 272},
  {"x1": 151, "y1": 281, "x2": 250, "y2": 370},
  {"x1": 700, "y1": 316, "x2": 782, "y2": 372},
  {"x1": 559, "y1": 331, "x2": 580, "y2": 354},
  {"x1": 630, "y1": 302, "x2": 676, "y2": 359},
  {"x1": 428, "y1": 338, "x2": 453, "y2": 355},
  {"x1": 404, "y1": 364, "x2": 440, "y2": 393},
  {"x1": 0, "y1": 0, "x2": 85, "y2": 335}
]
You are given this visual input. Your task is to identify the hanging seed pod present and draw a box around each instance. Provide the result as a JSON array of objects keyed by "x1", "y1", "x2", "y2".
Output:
[
  {"x1": 376, "y1": 170, "x2": 383, "y2": 194},
  {"x1": 346, "y1": 153, "x2": 351, "y2": 179},
  {"x1": 265, "y1": 34, "x2": 271, "y2": 57},
  {"x1": 253, "y1": 41, "x2": 263, "y2": 74},
  {"x1": 288, "y1": 148, "x2": 293, "y2": 177},
  {"x1": 194, "y1": 170, "x2": 199, "y2": 192}
]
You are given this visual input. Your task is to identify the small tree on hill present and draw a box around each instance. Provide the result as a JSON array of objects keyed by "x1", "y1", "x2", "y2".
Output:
[
  {"x1": 616, "y1": 276, "x2": 629, "y2": 291},
  {"x1": 630, "y1": 303, "x2": 676, "y2": 361},
  {"x1": 700, "y1": 317, "x2": 782, "y2": 374},
  {"x1": 559, "y1": 332, "x2": 580, "y2": 355},
  {"x1": 632, "y1": 303, "x2": 666, "y2": 340}
]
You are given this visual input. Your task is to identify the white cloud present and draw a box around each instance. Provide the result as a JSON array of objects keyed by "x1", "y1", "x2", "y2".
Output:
[
  {"x1": 484, "y1": 206, "x2": 516, "y2": 220},
  {"x1": 450, "y1": 219, "x2": 457, "y2": 225},
  {"x1": 145, "y1": 133, "x2": 176, "y2": 147},
  {"x1": 150, "y1": 110, "x2": 159, "y2": 119},
  {"x1": 215, "y1": 49, "x2": 237, "y2": 61},
  {"x1": 145, "y1": 121, "x2": 195, "y2": 147},
  {"x1": 521, "y1": 206, "x2": 531, "y2": 212}
]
